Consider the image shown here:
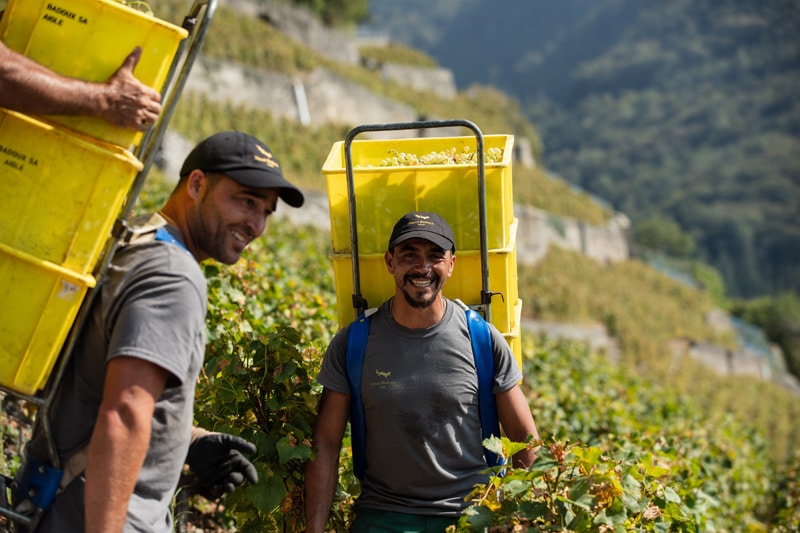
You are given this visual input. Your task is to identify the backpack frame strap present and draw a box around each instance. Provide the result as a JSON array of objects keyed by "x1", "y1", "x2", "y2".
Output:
[
  {"x1": 465, "y1": 308, "x2": 503, "y2": 468},
  {"x1": 345, "y1": 310, "x2": 374, "y2": 480}
]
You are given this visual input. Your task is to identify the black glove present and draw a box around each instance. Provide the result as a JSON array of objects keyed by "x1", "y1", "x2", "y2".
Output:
[{"x1": 185, "y1": 429, "x2": 259, "y2": 500}]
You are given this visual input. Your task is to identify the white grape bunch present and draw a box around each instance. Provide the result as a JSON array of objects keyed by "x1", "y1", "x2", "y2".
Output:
[{"x1": 377, "y1": 146, "x2": 503, "y2": 167}]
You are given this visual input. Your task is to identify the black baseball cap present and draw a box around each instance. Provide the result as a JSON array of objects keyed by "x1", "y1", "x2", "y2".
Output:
[
  {"x1": 180, "y1": 131, "x2": 304, "y2": 207},
  {"x1": 388, "y1": 212, "x2": 456, "y2": 252}
]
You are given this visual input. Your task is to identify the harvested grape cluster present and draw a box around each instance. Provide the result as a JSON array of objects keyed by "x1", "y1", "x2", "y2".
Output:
[{"x1": 378, "y1": 146, "x2": 503, "y2": 166}]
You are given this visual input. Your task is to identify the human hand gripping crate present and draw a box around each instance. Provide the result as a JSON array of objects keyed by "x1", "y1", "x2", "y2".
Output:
[{"x1": 0, "y1": 0, "x2": 188, "y2": 149}]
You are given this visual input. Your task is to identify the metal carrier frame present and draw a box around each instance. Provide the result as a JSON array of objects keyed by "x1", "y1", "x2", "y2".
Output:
[
  {"x1": 0, "y1": 0, "x2": 217, "y2": 528},
  {"x1": 343, "y1": 119, "x2": 504, "y2": 322}
]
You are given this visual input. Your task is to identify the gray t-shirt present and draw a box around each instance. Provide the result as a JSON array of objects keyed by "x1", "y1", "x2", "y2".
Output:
[
  {"x1": 28, "y1": 231, "x2": 207, "y2": 533},
  {"x1": 317, "y1": 298, "x2": 522, "y2": 517}
]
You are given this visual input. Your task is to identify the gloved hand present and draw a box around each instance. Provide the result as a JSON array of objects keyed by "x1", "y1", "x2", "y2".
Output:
[{"x1": 185, "y1": 428, "x2": 259, "y2": 500}]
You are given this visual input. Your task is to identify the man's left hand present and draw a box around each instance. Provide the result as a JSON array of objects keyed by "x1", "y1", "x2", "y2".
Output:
[{"x1": 185, "y1": 428, "x2": 259, "y2": 500}]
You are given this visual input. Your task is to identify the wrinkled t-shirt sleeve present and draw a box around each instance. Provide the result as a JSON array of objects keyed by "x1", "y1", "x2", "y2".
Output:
[
  {"x1": 317, "y1": 325, "x2": 352, "y2": 394},
  {"x1": 106, "y1": 267, "x2": 206, "y2": 386},
  {"x1": 490, "y1": 323, "x2": 523, "y2": 393}
]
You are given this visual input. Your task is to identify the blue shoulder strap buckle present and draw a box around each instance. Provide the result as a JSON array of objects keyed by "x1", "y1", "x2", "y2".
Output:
[{"x1": 15, "y1": 456, "x2": 63, "y2": 510}]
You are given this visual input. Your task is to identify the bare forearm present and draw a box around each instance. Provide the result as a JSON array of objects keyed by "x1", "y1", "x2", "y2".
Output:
[
  {"x1": 304, "y1": 449, "x2": 340, "y2": 533},
  {"x1": 85, "y1": 408, "x2": 151, "y2": 533},
  {"x1": 0, "y1": 43, "x2": 161, "y2": 129},
  {"x1": 0, "y1": 47, "x2": 104, "y2": 117}
]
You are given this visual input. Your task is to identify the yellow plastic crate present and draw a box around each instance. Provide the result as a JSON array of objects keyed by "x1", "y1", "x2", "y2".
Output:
[
  {"x1": 323, "y1": 134, "x2": 514, "y2": 254},
  {"x1": 0, "y1": 0, "x2": 188, "y2": 148},
  {"x1": 330, "y1": 219, "x2": 519, "y2": 331},
  {"x1": 502, "y1": 305, "x2": 523, "y2": 374},
  {"x1": 0, "y1": 243, "x2": 95, "y2": 395},
  {"x1": 0, "y1": 110, "x2": 143, "y2": 273}
]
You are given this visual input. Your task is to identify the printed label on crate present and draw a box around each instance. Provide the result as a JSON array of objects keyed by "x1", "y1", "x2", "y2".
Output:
[
  {"x1": 42, "y1": 3, "x2": 90, "y2": 27},
  {"x1": 58, "y1": 280, "x2": 80, "y2": 301},
  {"x1": 0, "y1": 142, "x2": 38, "y2": 172}
]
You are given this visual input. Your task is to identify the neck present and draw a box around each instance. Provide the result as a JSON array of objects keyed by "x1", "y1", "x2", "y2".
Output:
[
  {"x1": 157, "y1": 204, "x2": 204, "y2": 262},
  {"x1": 157, "y1": 209, "x2": 180, "y2": 229},
  {"x1": 390, "y1": 296, "x2": 446, "y2": 329}
]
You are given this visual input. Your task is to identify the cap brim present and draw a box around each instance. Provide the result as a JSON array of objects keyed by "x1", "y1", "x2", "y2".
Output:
[
  {"x1": 226, "y1": 168, "x2": 305, "y2": 208},
  {"x1": 389, "y1": 230, "x2": 454, "y2": 251}
]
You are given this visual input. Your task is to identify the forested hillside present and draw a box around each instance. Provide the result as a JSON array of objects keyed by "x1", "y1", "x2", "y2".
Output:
[{"x1": 368, "y1": 0, "x2": 800, "y2": 299}]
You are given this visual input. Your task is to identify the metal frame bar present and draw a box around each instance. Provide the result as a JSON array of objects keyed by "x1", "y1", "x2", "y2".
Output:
[{"x1": 343, "y1": 119, "x2": 496, "y2": 321}]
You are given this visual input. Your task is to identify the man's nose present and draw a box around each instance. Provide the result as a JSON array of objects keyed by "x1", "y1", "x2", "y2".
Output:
[{"x1": 248, "y1": 214, "x2": 268, "y2": 238}]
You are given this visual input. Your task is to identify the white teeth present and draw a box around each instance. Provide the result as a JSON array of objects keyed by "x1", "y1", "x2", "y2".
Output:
[
  {"x1": 411, "y1": 279, "x2": 432, "y2": 287},
  {"x1": 232, "y1": 230, "x2": 248, "y2": 244}
]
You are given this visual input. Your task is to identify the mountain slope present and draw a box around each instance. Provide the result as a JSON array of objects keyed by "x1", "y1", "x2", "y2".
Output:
[{"x1": 368, "y1": 0, "x2": 800, "y2": 298}]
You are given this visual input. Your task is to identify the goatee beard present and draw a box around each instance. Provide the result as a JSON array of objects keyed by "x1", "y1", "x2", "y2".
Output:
[{"x1": 402, "y1": 276, "x2": 439, "y2": 309}]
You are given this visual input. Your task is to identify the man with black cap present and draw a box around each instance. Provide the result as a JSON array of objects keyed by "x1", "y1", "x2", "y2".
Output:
[
  {"x1": 16, "y1": 131, "x2": 303, "y2": 532},
  {"x1": 304, "y1": 212, "x2": 539, "y2": 533}
]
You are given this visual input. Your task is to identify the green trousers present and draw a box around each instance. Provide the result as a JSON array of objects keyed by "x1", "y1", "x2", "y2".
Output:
[{"x1": 350, "y1": 508, "x2": 458, "y2": 533}]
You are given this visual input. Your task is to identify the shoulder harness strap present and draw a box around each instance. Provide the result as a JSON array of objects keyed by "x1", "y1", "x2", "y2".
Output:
[{"x1": 346, "y1": 308, "x2": 377, "y2": 480}]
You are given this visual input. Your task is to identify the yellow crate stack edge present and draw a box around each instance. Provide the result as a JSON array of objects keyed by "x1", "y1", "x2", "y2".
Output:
[
  {"x1": 0, "y1": 0, "x2": 186, "y2": 395},
  {"x1": 323, "y1": 133, "x2": 523, "y2": 370}
]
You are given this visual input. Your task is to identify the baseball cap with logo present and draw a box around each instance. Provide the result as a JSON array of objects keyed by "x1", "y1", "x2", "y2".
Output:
[
  {"x1": 180, "y1": 131, "x2": 304, "y2": 207},
  {"x1": 388, "y1": 212, "x2": 456, "y2": 252}
]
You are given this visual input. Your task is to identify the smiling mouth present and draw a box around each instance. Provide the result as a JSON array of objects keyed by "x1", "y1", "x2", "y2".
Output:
[
  {"x1": 409, "y1": 277, "x2": 434, "y2": 288},
  {"x1": 231, "y1": 229, "x2": 250, "y2": 245}
]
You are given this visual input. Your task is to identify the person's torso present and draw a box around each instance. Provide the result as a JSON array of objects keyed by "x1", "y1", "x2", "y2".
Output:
[
  {"x1": 29, "y1": 237, "x2": 207, "y2": 532},
  {"x1": 356, "y1": 300, "x2": 489, "y2": 515}
]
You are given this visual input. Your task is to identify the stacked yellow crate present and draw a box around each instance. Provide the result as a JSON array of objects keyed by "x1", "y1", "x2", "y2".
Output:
[
  {"x1": 0, "y1": 0, "x2": 187, "y2": 395},
  {"x1": 322, "y1": 133, "x2": 523, "y2": 370}
]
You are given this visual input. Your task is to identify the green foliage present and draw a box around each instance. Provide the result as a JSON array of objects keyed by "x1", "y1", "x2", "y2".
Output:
[
  {"x1": 690, "y1": 261, "x2": 727, "y2": 308},
  {"x1": 358, "y1": 43, "x2": 438, "y2": 68},
  {"x1": 192, "y1": 220, "x2": 339, "y2": 531},
  {"x1": 287, "y1": 0, "x2": 369, "y2": 27},
  {"x1": 520, "y1": 246, "x2": 732, "y2": 369},
  {"x1": 519, "y1": 246, "x2": 800, "y2": 465},
  {"x1": 634, "y1": 215, "x2": 696, "y2": 257},
  {"x1": 521, "y1": 1, "x2": 800, "y2": 298},
  {"x1": 730, "y1": 293, "x2": 800, "y2": 381},
  {"x1": 513, "y1": 167, "x2": 612, "y2": 226},
  {"x1": 449, "y1": 339, "x2": 792, "y2": 531}
]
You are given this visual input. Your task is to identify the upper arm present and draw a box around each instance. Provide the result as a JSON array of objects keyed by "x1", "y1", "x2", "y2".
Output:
[
  {"x1": 496, "y1": 385, "x2": 540, "y2": 467},
  {"x1": 100, "y1": 356, "x2": 170, "y2": 419},
  {"x1": 496, "y1": 385, "x2": 537, "y2": 441},
  {"x1": 312, "y1": 388, "x2": 350, "y2": 450}
]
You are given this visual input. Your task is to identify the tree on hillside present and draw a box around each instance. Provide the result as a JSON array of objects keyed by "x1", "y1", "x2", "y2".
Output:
[{"x1": 289, "y1": 0, "x2": 368, "y2": 26}]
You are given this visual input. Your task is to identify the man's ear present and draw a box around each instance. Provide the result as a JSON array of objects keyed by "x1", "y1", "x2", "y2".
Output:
[
  {"x1": 384, "y1": 250, "x2": 395, "y2": 274},
  {"x1": 186, "y1": 170, "x2": 206, "y2": 200}
]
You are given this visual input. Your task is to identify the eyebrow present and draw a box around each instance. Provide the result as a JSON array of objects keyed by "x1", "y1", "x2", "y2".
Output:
[{"x1": 398, "y1": 242, "x2": 446, "y2": 254}]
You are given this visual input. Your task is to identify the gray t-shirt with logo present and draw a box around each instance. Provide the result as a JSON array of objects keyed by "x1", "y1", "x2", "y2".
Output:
[
  {"x1": 28, "y1": 234, "x2": 207, "y2": 532},
  {"x1": 318, "y1": 297, "x2": 522, "y2": 517}
]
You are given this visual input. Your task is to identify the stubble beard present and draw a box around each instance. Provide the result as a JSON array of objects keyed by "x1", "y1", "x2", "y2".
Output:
[{"x1": 400, "y1": 275, "x2": 441, "y2": 309}]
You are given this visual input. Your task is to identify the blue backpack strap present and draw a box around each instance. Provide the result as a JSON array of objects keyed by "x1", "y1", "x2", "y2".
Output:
[
  {"x1": 345, "y1": 312, "x2": 372, "y2": 480},
  {"x1": 154, "y1": 226, "x2": 193, "y2": 257},
  {"x1": 465, "y1": 308, "x2": 503, "y2": 468}
]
